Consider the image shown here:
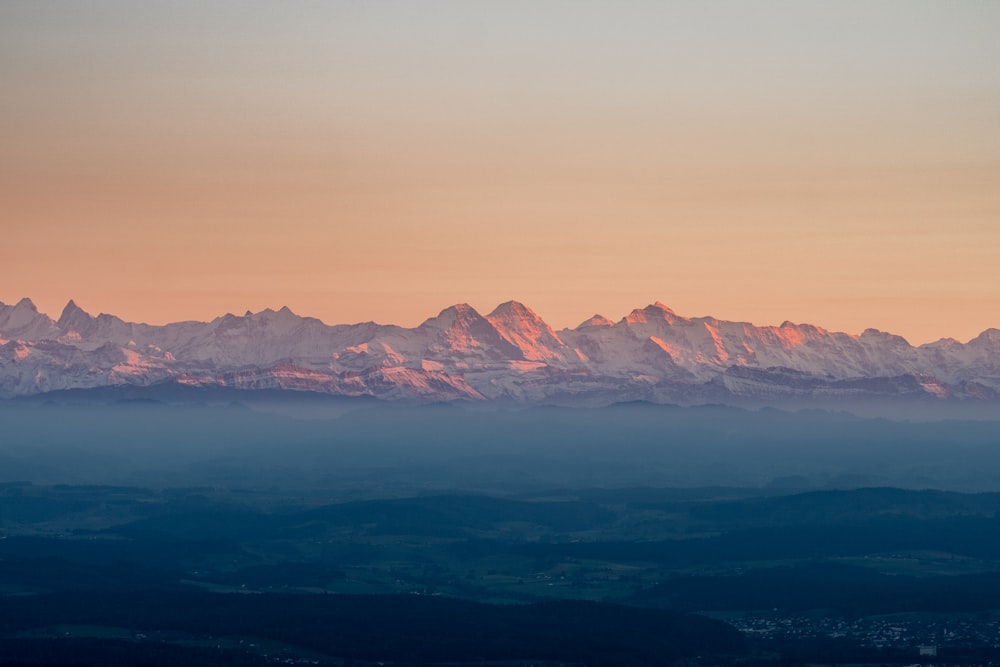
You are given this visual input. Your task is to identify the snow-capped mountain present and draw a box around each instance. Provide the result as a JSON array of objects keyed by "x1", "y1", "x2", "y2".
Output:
[{"x1": 1, "y1": 297, "x2": 998, "y2": 406}]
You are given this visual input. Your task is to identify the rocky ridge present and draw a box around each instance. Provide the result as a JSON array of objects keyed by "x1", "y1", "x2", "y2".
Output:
[{"x1": 1, "y1": 298, "x2": 998, "y2": 405}]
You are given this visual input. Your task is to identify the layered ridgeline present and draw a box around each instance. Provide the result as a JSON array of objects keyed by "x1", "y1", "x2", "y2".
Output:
[{"x1": 1, "y1": 297, "x2": 998, "y2": 406}]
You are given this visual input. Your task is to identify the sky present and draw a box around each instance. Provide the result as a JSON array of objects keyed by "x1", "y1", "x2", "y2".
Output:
[{"x1": 2, "y1": 1, "x2": 998, "y2": 344}]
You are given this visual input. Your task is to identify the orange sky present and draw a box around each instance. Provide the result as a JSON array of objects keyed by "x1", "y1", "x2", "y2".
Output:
[{"x1": 2, "y1": 2, "x2": 999, "y2": 343}]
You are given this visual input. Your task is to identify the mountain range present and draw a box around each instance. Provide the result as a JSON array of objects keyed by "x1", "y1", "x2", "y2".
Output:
[{"x1": 2, "y1": 297, "x2": 999, "y2": 408}]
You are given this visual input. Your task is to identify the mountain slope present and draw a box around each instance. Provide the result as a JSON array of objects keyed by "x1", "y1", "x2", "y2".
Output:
[{"x1": 1, "y1": 298, "x2": 998, "y2": 406}]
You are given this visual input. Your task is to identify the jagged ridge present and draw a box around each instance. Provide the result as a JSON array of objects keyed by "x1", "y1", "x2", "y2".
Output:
[{"x1": 1, "y1": 298, "x2": 998, "y2": 405}]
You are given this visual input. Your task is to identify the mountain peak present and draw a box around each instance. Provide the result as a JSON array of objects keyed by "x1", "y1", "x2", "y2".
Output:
[
  {"x1": 576, "y1": 314, "x2": 613, "y2": 329},
  {"x1": 487, "y1": 300, "x2": 541, "y2": 321},
  {"x1": 971, "y1": 328, "x2": 1000, "y2": 345},
  {"x1": 250, "y1": 305, "x2": 300, "y2": 323},
  {"x1": 624, "y1": 302, "x2": 681, "y2": 326},
  {"x1": 0, "y1": 297, "x2": 56, "y2": 341},
  {"x1": 418, "y1": 303, "x2": 487, "y2": 332},
  {"x1": 14, "y1": 297, "x2": 38, "y2": 312},
  {"x1": 58, "y1": 299, "x2": 93, "y2": 327},
  {"x1": 427, "y1": 303, "x2": 481, "y2": 323},
  {"x1": 487, "y1": 302, "x2": 547, "y2": 332},
  {"x1": 416, "y1": 303, "x2": 525, "y2": 359},
  {"x1": 860, "y1": 328, "x2": 910, "y2": 346},
  {"x1": 486, "y1": 301, "x2": 566, "y2": 361}
]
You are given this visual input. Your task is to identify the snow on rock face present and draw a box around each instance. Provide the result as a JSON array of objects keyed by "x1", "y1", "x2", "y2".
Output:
[
  {"x1": 0, "y1": 298, "x2": 60, "y2": 340},
  {"x1": 623, "y1": 302, "x2": 682, "y2": 326},
  {"x1": 575, "y1": 314, "x2": 614, "y2": 329},
  {"x1": 0, "y1": 297, "x2": 999, "y2": 403},
  {"x1": 357, "y1": 366, "x2": 485, "y2": 401},
  {"x1": 0, "y1": 338, "x2": 174, "y2": 398},
  {"x1": 486, "y1": 301, "x2": 571, "y2": 363},
  {"x1": 416, "y1": 304, "x2": 523, "y2": 361},
  {"x1": 56, "y1": 299, "x2": 92, "y2": 330},
  {"x1": 332, "y1": 341, "x2": 408, "y2": 371}
]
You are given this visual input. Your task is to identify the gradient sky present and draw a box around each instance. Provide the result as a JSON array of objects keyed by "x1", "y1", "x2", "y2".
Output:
[{"x1": 2, "y1": 2, "x2": 998, "y2": 343}]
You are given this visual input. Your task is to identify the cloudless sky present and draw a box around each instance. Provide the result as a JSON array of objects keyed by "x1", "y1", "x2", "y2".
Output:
[{"x1": 2, "y1": 1, "x2": 998, "y2": 343}]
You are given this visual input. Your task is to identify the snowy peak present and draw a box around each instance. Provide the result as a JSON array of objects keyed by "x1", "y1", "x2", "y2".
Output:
[
  {"x1": 486, "y1": 301, "x2": 557, "y2": 337},
  {"x1": 487, "y1": 300, "x2": 536, "y2": 320},
  {"x1": 575, "y1": 314, "x2": 614, "y2": 329},
  {"x1": 419, "y1": 304, "x2": 487, "y2": 340},
  {"x1": 486, "y1": 301, "x2": 567, "y2": 362},
  {"x1": 860, "y1": 328, "x2": 911, "y2": 347},
  {"x1": 248, "y1": 305, "x2": 305, "y2": 326},
  {"x1": 251, "y1": 305, "x2": 297, "y2": 318},
  {"x1": 422, "y1": 303, "x2": 481, "y2": 326},
  {"x1": 0, "y1": 298, "x2": 58, "y2": 340},
  {"x1": 971, "y1": 328, "x2": 1000, "y2": 346},
  {"x1": 54, "y1": 299, "x2": 136, "y2": 347},
  {"x1": 419, "y1": 303, "x2": 522, "y2": 359},
  {"x1": 14, "y1": 297, "x2": 38, "y2": 312},
  {"x1": 419, "y1": 303, "x2": 478, "y2": 332},
  {"x1": 57, "y1": 299, "x2": 94, "y2": 330},
  {"x1": 622, "y1": 302, "x2": 683, "y2": 327}
]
